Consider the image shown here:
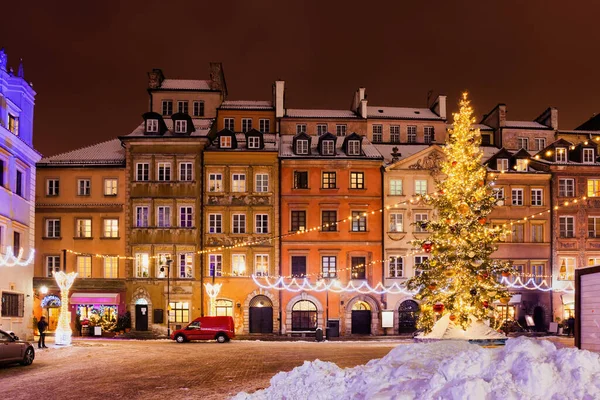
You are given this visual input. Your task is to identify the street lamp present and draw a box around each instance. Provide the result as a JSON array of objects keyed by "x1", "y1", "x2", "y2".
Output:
[{"x1": 160, "y1": 258, "x2": 173, "y2": 337}]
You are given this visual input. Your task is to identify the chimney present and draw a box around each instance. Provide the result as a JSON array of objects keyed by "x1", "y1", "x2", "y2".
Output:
[
  {"x1": 534, "y1": 107, "x2": 559, "y2": 130},
  {"x1": 391, "y1": 147, "x2": 401, "y2": 163},
  {"x1": 360, "y1": 99, "x2": 368, "y2": 119},
  {"x1": 274, "y1": 81, "x2": 285, "y2": 118},
  {"x1": 148, "y1": 68, "x2": 164, "y2": 89},
  {"x1": 430, "y1": 95, "x2": 447, "y2": 120},
  {"x1": 209, "y1": 62, "x2": 228, "y2": 97},
  {"x1": 352, "y1": 87, "x2": 366, "y2": 113}
]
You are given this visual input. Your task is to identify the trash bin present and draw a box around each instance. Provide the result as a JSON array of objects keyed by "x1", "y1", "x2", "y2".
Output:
[
  {"x1": 327, "y1": 320, "x2": 340, "y2": 338},
  {"x1": 315, "y1": 328, "x2": 324, "y2": 342}
]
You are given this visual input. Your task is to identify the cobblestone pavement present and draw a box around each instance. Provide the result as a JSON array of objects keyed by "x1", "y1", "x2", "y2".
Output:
[{"x1": 0, "y1": 339, "x2": 402, "y2": 400}]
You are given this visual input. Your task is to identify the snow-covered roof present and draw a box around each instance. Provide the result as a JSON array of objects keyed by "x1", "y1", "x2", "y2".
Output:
[
  {"x1": 446, "y1": 123, "x2": 493, "y2": 131},
  {"x1": 157, "y1": 79, "x2": 213, "y2": 91},
  {"x1": 367, "y1": 106, "x2": 442, "y2": 120},
  {"x1": 207, "y1": 133, "x2": 278, "y2": 152},
  {"x1": 220, "y1": 100, "x2": 273, "y2": 110},
  {"x1": 374, "y1": 144, "x2": 431, "y2": 164},
  {"x1": 504, "y1": 120, "x2": 549, "y2": 129},
  {"x1": 38, "y1": 139, "x2": 125, "y2": 166},
  {"x1": 126, "y1": 119, "x2": 214, "y2": 137},
  {"x1": 279, "y1": 135, "x2": 382, "y2": 159},
  {"x1": 285, "y1": 109, "x2": 358, "y2": 119}
]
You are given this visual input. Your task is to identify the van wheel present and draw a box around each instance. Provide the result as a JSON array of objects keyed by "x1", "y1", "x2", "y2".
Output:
[
  {"x1": 216, "y1": 334, "x2": 227, "y2": 343},
  {"x1": 175, "y1": 334, "x2": 186, "y2": 343}
]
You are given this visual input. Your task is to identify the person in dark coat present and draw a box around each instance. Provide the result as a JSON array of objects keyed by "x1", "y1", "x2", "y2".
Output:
[
  {"x1": 567, "y1": 316, "x2": 576, "y2": 337},
  {"x1": 37, "y1": 316, "x2": 49, "y2": 348}
]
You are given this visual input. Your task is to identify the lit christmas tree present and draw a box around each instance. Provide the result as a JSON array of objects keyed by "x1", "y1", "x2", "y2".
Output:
[{"x1": 406, "y1": 93, "x2": 513, "y2": 334}]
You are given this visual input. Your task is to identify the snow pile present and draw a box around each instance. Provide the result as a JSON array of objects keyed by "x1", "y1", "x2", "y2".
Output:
[
  {"x1": 233, "y1": 337, "x2": 600, "y2": 400},
  {"x1": 416, "y1": 314, "x2": 506, "y2": 341}
]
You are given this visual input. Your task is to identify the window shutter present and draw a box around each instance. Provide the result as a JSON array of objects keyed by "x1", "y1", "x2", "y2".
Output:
[{"x1": 18, "y1": 293, "x2": 24, "y2": 317}]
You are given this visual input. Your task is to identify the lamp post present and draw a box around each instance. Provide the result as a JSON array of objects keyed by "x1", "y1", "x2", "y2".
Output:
[{"x1": 160, "y1": 258, "x2": 173, "y2": 337}]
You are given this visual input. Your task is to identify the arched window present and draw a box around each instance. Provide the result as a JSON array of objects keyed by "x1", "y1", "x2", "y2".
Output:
[
  {"x1": 292, "y1": 300, "x2": 317, "y2": 331},
  {"x1": 215, "y1": 299, "x2": 233, "y2": 317},
  {"x1": 352, "y1": 301, "x2": 371, "y2": 311}
]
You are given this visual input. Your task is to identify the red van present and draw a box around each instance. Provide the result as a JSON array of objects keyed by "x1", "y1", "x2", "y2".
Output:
[{"x1": 170, "y1": 316, "x2": 235, "y2": 343}]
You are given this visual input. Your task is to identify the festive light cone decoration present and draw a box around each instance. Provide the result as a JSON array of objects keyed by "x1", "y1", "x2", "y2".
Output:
[
  {"x1": 53, "y1": 271, "x2": 78, "y2": 345},
  {"x1": 204, "y1": 283, "x2": 222, "y2": 316}
]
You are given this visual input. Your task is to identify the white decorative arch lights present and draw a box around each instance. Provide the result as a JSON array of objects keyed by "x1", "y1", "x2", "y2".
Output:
[{"x1": 0, "y1": 246, "x2": 35, "y2": 267}]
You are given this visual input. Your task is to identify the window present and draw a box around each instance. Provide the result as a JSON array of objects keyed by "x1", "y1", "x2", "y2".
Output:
[
  {"x1": 259, "y1": 119, "x2": 270, "y2": 133},
  {"x1": 493, "y1": 187, "x2": 505, "y2": 201},
  {"x1": 169, "y1": 302, "x2": 189, "y2": 323},
  {"x1": 555, "y1": 147, "x2": 567, "y2": 162},
  {"x1": 146, "y1": 119, "x2": 159, "y2": 133},
  {"x1": 1, "y1": 292, "x2": 23, "y2": 317},
  {"x1": 232, "y1": 214, "x2": 246, "y2": 234},
  {"x1": 255, "y1": 174, "x2": 269, "y2": 192},
  {"x1": 232, "y1": 254, "x2": 246, "y2": 276},
  {"x1": 157, "y1": 206, "x2": 171, "y2": 227},
  {"x1": 15, "y1": 170, "x2": 23, "y2": 197},
  {"x1": 321, "y1": 211, "x2": 337, "y2": 231},
  {"x1": 242, "y1": 118, "x2": 252, "y2": 132},
  {"x1": 513, "y1": 264, "x2": 524, "y2": 283},
  {"x1": 179, "y1": 206, "x2": 193, "y2": 228},
  {"x1": 208, "y1": 173, "x2": 223, "y2": 192},
  {"x1": 179, "y1": 253, "x2": 193, "y2": 278},
  {"x1": 347, "y1": 140, "x2": 360, "y2": 155},
  {"x1": 558, "y1": 257, "x2": 575, "y2": 281},
  {"x1": 350, "y1": 172, "x2": 364, "y2": 189},
  {"x1": 179, "y1": 163, "x2": 193, "y2": 181},
  {"x1": 424, "y1": 126, "x2": 434, "y2": 143},
  {"x1": 517, "y1": 137, "x2": 528, "y2": 150},
  {"x1": 0, "y1": 159, "x2": 4, "y2": 187},
  {"x1": 390, "y1": 126, "x2": 400, "y2": 143},
  {"x1": 46, "y1": 255, "x2": 60, "y2": 277},
  {"x1": 47, "y1": 179, "x2": 59, "y2": 196},
  {"x1": 389, "y1": 256, "x2": 403, "y2": 278},
  {"x1": 157, "y1": 163, "x2": 171, "y2": 181},
  {"x1": 220, "y1": 136, "x2": 232, "y2": 148},
  {"x1": 511, "y1": 189, "x2": 523, "y2": 206},
  {"x1": 321, "y1": 140, "x2": 335, "y2": 155},
  {"x1": 76, "y1": 219, "x2": 92, "y2": 238},
  {"x1": 104, "y1": 256, "x2": 118, "y2": 278},
  {"x1": 294, "y1": 171, "x2": 309, "y2": 189},
  {"x1": 291, "y1": 256, "x2": 306, "y2": 277},
  {"x1": 531, "y1": 264, "x2": 544, "y2": 284},
  {"x1": 193, "y1": 101, "x2": 204, "y2": 117},
  {"x1": 336, "y1": 125, "x2": 347, "y2": 136},
  {"x1": 177, "y1": 101, "x2": 188, "y2": 114},
  {"x1": 255, "y1": 254, "x2": 269, "y2": 276},
  {"x1": 372, "y1": 125, "x2": 383, "y2": 143},
  {"x1": 255, "y1": 214, "x2": 269, "y2": 234},
  {"x1": 248, "y1": 136, "x2": 261, "y2": 149},
  {"x1": 559, "y1": 216, "x2": 575, "y2": 238},
  {"x1": 135, "y1": 253, "x2": 149, "y2": 278},
  {"x1": 13, "y1": 232, "x2": 20, "y2": 251},
  {"x1": 511, "y1": 224, "x2": 524, "y2": 242},
  {"x1": 291, "y1": 211, "x2": 306, "y2": 232},
  {"x1": 135, "y1": 206, "x2": 149, "y2": 227},
  {"x1": 389, "y1": 213, "x2": 403, "y2": 232},
  {"x1": 497, "y1": 159, "x2": 509, "y2": 172},
  {"x1": 558, "y1": 178, "x2": 575, "y2": 197},
  {"x1": 414, "y1": 255, "x2": 429, "y2": 273},
  {"x1": 224, "y1": 118, "x2": 235, "y2": 131},
  {"x1": 292, "y1": 300, "x2": 317, "y2": 331},
  {"x1": 321, "y1": 256, "x2": 337, "y2": 278},
  {"x1": 296, "y1": 124, "x2": 307, "y2": 134},
  {"x1": 583, "y1": 148, "x2": 595, "y2": 163},
  {"x1": 589, "y1": 257, "x2": 600, "y2": 266},
  {"x1": 156, "y1": 254, "x2": 170, "y2": 278},
  {"x1": 317, "y1": 124, "x2": 328, "y2": 136},
  {"x1": 415, "y1": 180, "x2": 427, "y2": 195},
  {"x1": 532, "y1": 224, "x2": 544, "y2": 242},
  {"x1": 174, "y1": 120, "x2": 187, "y2": 133},
  {"x1": 209, "y1": 254, "x2": 222, "y2": 277},
  {"x1": 531, "y1": 189, "x2": 543, "y2": 206},
  {"x1": 104, "y1": 178, "x2": 117, "y2": 195},
  {"x1": 515, "y1": 159, "x2": 528, "y2": 172},
  {"x1": 77, "y1": 255, "x2": 92, "y2": 278},
  {"x1": 103, "y1": 219, "x2": 119, "y2": 237},
  {"x1": 351, "y1": 211, "x2": 367, "y2": 232},
  {"x1": 588, "y1": 179, "x2": 600, "y2": 197},
  {"x1": 481, "y1": 134, "x2": 491, "y2": 145},
  {"x1": 296, "y1": 139, "x2": 309, "y2": 154},
  {"x1": 322, "y1": 172, "x2": 336, "y2": 189},
  {"x1": 8, "y1": 114, "x2": 18, "y2": 135},
  {"x1": 161, "y1": 100, "x2": 173, "y2": 116},
  {"x1": 534, "y1": 138, "x2": 546, "y2": 151},
  {"x1": 589, "y1": 216, "x2": 600, "y2": 238},
  {"x1": 209, "y1": 214, "x2": 222, "y2": 233},
  {"x1": 78, "y1": 179, "x2": 90, "y2": 196},
  {"x1": 414, "y1": 213, "x2": 428, "y2": 232},
  {"x1": 407, "y1": 126, "x2": 417, "y2": 143},
  {"x1": 215, "y1": 299, "x2": 233, "y2": 317},
  {"x1": 390, "y1": 179, "x2": 402, "y2": 195},
  {"x1": 232, "y1": 173, "x2": 246, "y2": 192},
  {"x1": 46, "y1": 219, "x2": 60, "y2": 238},
  {"x1": 351, "y1": 257, "x2": 366, "y2": 279},
  {"x1": 136, "y1": 163, "x2": 149, "y2": 181}
]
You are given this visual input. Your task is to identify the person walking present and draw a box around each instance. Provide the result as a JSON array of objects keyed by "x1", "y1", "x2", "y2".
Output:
[
  {"x1": 567, "y1": 316, "x2": 576, "y2": 338},
  {"x1": 37, "y1": 316, "x2": 49, "y2": 348}
]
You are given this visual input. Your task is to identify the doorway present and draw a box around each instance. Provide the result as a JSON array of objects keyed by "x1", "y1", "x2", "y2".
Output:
[
  {"x1": 249, "y1": 295, "x2": 273, "y2": 333},
  {"x1": 135, "y1": 304, "x2": 149, "y2": 331},
  {"x1": 398, "y1": 300, "x2": 419, "y2": 334},
  {"x1": 351, "y1": 301, "x2": 371, "y2": 334},
  {"x1": 533, "y1": 306, "x2": 545, "y2": 332}
]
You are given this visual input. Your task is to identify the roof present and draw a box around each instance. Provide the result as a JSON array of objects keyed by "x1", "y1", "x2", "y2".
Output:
[
  {"x1": 156, "y1": 79, "x2": 213, "y2": 91},
  {"x1": 279, "y1": 135, "x2": 382, "y2": 159},
  {"x1": 285, "y1": 109, "x2": 358, "y2": 119},
  {"x1": 575, "y1": 114, "x2": 600, "y2": 131},
  {"x1": 504, "y1": 120, "x2": 549, "y2": 129},
  {"x1": 220, "y1": 100, "x2": 273, "y2": 110},
  {"x1": 447, "y1": 123, "x2": 493, "y2": 131},
  {"x1": 38, "y1": 139, "x2": 125, "y2": 166},
  {"x1": 374, "y1": 144, "x2": 432, "y2": 164},
  {"x1": 125, "y1": 119, "x2": 214, "y2": 138},
  {"x1": 206, "y1": 133, "x2": 278, "y2": 152},
  {"x1": 367, "y1": 106, "x2": 442, "y2": 120}
]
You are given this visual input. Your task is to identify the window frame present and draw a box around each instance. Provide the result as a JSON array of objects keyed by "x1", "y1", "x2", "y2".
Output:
[
  {"x1": 558, "y1": 178, "x2": 575, "y2": 197},
  {"x1": 193, "y1": 100, "x2": 205, "y2": 117},
  {"x1": 179, "y1": 206, "x2": 193, "y2": 228},
  {"x1": 231, "y1": 173, "x2": 246, "y2": 192},
  {"x1": 407, "y1": 126, "x2": 417, "y2": 143},
  {"x1": 255, "y1": 214, "x2": 269, "y2": 234},
  {"x1": 208, "y1": 173, "x2": 223, "y2": 192},
  {"x1": 102, "y1": 218, "x2": 119, "y2": 237},
  {"x1": 77, "y1": 179, "x2": 91, "y2": 196},
  {"x1": 104, "y1": 178, "x2": 118, "y2": 196},
  {"x1": 241, "y1": 118, "x2": 253, "y2": 133},
  {"x1": 255, "y1": 173, "x2": 269, "y2": 192},
  {"x1": 46, "y1": 218, "x2": 61, "y2": 238},
  {"x1": 232, "y1": 213, "x2": 246, "y2": 234},
  {"x1": 321, "y1": 210, "x2": 337, "y2": 232},
  {"x1": 350, "y1": 172, "x2": 365, "y2": 189},
  {"x1": 259, "y1": 119, "x2": 270, "y2": 133},
  {"x1": 291, "y1": 210, "x2": 306, "y2": 232},
  {"x1": 136, "y1": 163, "x2": 150, "y2": 181},
  {"x1": 76, "y1": 255, "x2": 92, "y2": 278},
  {"x1": 583, "y1": 148, "x2": 595, "y2": 163},
  {"x1": 179, "y1": 162, "x2": 193, "y2": 181},
  {"x1": 511, "y1": 188, "x2": 524, "y2": 206},
  {"x1": 156, "y1": 206, "x2": 171, "y2": 228},
  {"x1": 224, "y1": 118, "x2": 235, "y2": 131},
  {"x1": 157, "y1": 162, "x2": 171, "y2": 181},
  {"x1": 336, "y1": 124, "x2": 347, "y2": 137},
  {"x1": 388, "y1": 256, "x2": 403, "y2": 278},
  {"x1": 322, "y1": 171, "x2": 336, "y2": 189},
  {"x1": 46, "y1": 178, "x2": 60, "y2": 196},
  {"x1": 208, "y1": 213, "x2": 222, "y2": 234},
  {"x1": 75, "y1": 218, "x2": 92, "y2": 238},
  {"x1": 351, "y1": 211, "x2": 367, "y2": 232},
  {"x1": 559, "y1": 216, "x2": 575, "y2": 238},
  {"x1": 531, "y1": 188, "x2": 543, "y2": 206}
]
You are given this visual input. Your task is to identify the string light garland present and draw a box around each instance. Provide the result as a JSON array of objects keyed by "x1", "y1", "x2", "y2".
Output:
[
  {"x1": 0, "y1": 246, "x2": 35, "y2": 267},
  {"x1": 252, "y1": 275, "x2": 417, "y2": 295},
  {"x1": 500, "y1": 276, "x2": 574, "y2": 294}
]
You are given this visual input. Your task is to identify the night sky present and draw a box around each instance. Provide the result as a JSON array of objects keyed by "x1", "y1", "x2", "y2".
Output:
[{"x1": 2, "y1": 1, "x2": 599, "y2": 157}]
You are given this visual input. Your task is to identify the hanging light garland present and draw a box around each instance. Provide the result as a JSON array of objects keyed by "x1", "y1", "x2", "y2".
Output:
[{"x1": 0, "y1": 246, "x2": 35, "y2": 267}]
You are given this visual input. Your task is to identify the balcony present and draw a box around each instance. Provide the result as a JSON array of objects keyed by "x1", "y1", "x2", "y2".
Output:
[
  {"x1": 131, "y1": 181, "x2": 197, "y2": 198},
  {"x1": 130, "y1": 227, "x2": 197, "y2": 244}
]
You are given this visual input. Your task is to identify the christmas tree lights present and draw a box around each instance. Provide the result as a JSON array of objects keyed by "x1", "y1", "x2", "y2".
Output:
[{"x1": 53, "y1": 271, "x2": 78, "y2": 345}]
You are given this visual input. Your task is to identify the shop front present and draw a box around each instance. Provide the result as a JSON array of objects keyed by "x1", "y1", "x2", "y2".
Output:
[{"x1": 70, "y1": 292, "x2": 123, "y2": 335}]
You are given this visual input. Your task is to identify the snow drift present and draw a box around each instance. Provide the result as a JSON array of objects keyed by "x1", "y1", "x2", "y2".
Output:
[
  {"x1": 233, "y1": 337, "x2": 600, "y2": 400},
  {"x1": 415, "y1": 314, "x2": 506, "y2": 342}
]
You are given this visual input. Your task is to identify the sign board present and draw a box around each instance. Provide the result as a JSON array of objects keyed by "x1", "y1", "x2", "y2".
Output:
[
  {"x1": 381, "y1": 310, "x2": 394, "y2": 328},
  {"x1": 94, "y1": 326, "x2": 102, "y2": 336},
  {"x1": 548, "y1": 322, "x2": 558, "y2": 334},
  {"x1": 575, "y1": 265, "x2": 600, "y2": 351}
]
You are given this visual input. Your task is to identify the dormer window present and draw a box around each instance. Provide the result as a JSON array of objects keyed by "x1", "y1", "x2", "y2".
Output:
[
  {"x1": 296, "y1": 140, "x2": 309, "y2": 155},
  {"x1": 146, "y1": 119, "x2": 159, "y2": 133},
  {"x1": 556, "y1": 147, "x2": 567, "y2": 162},
  {"x1": 175, "y1": 120, "x2": 187, "y2": 133},
  {"x1": 322, "y1": 140, "x2": 335, "y2": 155},
  {"x1": 347, "y1": 140, "x2": 360, "y2": 155},
  {"x1": 220, "y1": 136, "x2": 232, "y2": 148},
  {"x1": 583, "y1": 148, "x2": 595, "y2": 163},
  {"x1": 248, "y1": 136, "x2": 260, "y2": 149},
  {"x1": 497, "y1": 158, "x2": 509, "y2": 172},
  {"x1": 515, "y1": 159, "x2": 528, "y2": 172}
]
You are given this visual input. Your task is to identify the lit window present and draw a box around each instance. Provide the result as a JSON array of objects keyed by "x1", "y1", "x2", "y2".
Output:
[
  {"x1": 135, "y1": 253, "x2": 149, "y2": 278},
  {"x1": 220, "y1": 136, "x2": 232, "y2": 148},
  {"x1": 77, "y1": 255, "x2": 92, "y2": 278},
  {"x1": 104, "y1": 178, "x2": 117, "y2": 195},
  {"x1": 555, "y1": 147, "x2": 567, "y2": 162},
  {"x1": 156, "y1": 253, "x2": 171, "y2": 278},
  {"x1": 232, "y1": 254, "x2": 246, "y2": 276},
  {"x1": 255, "y1": 254, "x2": 269, "y2": 276},
  {"x1": 350, "y1": 172, "x2": 364, "y2": 189},
  {"x1": 169, "y1": 302, "x2": 189, "y2": 323},
  {"x1": 322, "y1": 172, "x2": 336, "y2": 189},
  {"x1": 255, "y1": 173, "x2": 269, "y2": 192},
  {"x1": 8, "y1": 114, "x2": 18, "y2": 135},
  {"x1": 587, "y1": 179, "x2": 600, "y2": 197},
  {"x1": 515, "y1": 159, "x2": 528, "y2": 172},
  {"x1": 588, "y1": 216, "x2": 600, "y2": 238},
  {"x1": 389, "y1": 257, "x2": 403, "y2": 278},
  {"x1": 209, "y1": 254, "x2": 222, "y2": 277},
  {"x1": 103, "y1": 219, "x2": 119, "y2": 237},
  {"x1": 208, "y1": 173, "x2": 222, "y2": 192},
  {"x1": 558, "y1": 257, "x2": 575, "y2": 281},
  {"x1": 232, "y1": 173, "x2": 246, "y2": 192},
  {"x1": 104, "y1": 256, "x2": 118, "y2": 278},
  {"x1": 179, "y1": 253, "x2": 193, "y2": 278},
  {"x1": 389, "y1": 213, "x2": 403, "y2": 232},
  {"x1": 76, "y1": 219, "x2": 92, "y2": 238},
  {"x1": 497, "y1": 159, "x2": 509, "y2": 171}
]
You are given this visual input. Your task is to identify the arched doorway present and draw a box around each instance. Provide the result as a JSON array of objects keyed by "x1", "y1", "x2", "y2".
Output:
[
  {"x1": 398, "y1": 300, "x2": 419, "y2": 334},
  {"x1": 291, "y1": 300, "x2": 317, "y2": 331},
  {"x1": 351, "y1": 301, "x2": 371, "y2": 334},
  {"x1": 135, "y1": 298, "x2": 149, "y2": 331},
  {"x1": 249, "y1": 295, "x2": 273, "y2": 333},
  {"x1": 533, "y1": 306, "x2": 545, "y2": 332}
]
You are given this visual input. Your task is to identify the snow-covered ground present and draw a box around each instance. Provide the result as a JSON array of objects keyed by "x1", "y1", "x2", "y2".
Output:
[{"x1": 233, "y1": 337, "x2": 600, "y2": 400}]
